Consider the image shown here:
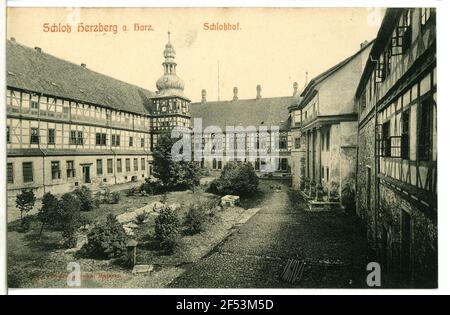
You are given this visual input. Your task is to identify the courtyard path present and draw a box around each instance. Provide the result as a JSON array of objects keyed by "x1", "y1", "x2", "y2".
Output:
[{"x1": 169, "y1": 180, "x2": 371, "y2": 288}]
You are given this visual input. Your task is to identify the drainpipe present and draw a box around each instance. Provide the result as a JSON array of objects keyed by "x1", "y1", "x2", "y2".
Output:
[{"x1": 369, "y1": 54, "x2": 380, "y2": 251}]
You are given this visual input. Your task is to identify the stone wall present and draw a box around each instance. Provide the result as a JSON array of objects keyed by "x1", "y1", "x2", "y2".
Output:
[{"x1": 356, "y1": 115, "x2": 377, "y2": 247}]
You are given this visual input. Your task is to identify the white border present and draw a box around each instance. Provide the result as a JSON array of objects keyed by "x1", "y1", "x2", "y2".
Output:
[{"x1": 2, "y1": 0, "x2": 449, "y2": 295}]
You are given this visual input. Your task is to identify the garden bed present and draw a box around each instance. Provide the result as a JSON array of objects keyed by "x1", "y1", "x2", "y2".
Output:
[{"x1": 7, "y1": 184, "x2": 265, "y2": 288}]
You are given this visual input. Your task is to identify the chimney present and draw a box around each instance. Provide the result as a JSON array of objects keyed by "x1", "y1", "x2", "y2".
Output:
[
  {"x1": 256, "y1": 85, "x2": 262, "y2": 99},
  {"x1": 81, "y1": 63, "x2": 86, "y2": 68},
  {"x1": 233, "y1": 87, "x2": 238, "y2": 101},
  {"x1": 201, "y1": 89, "x2": 206, "y2": 103},
  {"x1": 293, "y1": 82, "x2": 298, "y2": 96},
  {"x1": 10, "y1": 37, "x2": 16, "y2": 42},
  {"x1": 360, "y1": 40, "x2": 369, "y2": 49},
  {"x1": 34, "y1": 47, "x2": 42, "y2": 53}
]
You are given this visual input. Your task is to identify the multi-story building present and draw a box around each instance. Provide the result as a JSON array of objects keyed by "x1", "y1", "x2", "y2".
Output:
[
  {"x1": 6, "y1": 33, "x2": 190, "y2": 199},
  {"x1": 189, "y1": 84, "x2": 297, "y2": 177},
  {"x1": 289, "y1": 42, "x2": 372, "y2": 209},
  {"x1": 355, "y1": 8, "x2": 436, "y2": 287}
]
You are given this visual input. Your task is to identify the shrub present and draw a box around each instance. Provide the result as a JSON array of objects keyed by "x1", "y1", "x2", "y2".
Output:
[
  {"x1": 139, "y1": 178, "x2": 165, "y2": 195},
  {"x1": 58, "y1": 193, "x2": 82, "y2": 248},
  {"x1": 136, "y1": 212, "x2": 148, "y2": 224},
  {"x1": 37, "y1": 192, "x2": 59, "y2": 238},
  {"x1": 154, "y1": 206, "x2": 180, "y2": 253},
  {"x1": 73, "y1": 186, "x2": 95, "y2": 211},
  {"x1": 79, "y1": 214, "x2": 128, "y2": 259},
  {"x1": 184, "y1": 200, "x2": 216, "y2": 235},
  {"x1": 94, "y1": 188, "x2": 121, "y2": 205},
  {"x1": 210, "y1": 162, "x2": 259, "y2": 197},
  {"x1": 15, "y1": 189, "x2": 36, "y2": 229}
]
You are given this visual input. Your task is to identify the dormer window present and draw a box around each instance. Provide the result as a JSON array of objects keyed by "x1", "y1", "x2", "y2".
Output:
[
  {"x1": 392, "y1": 9, "x2": 412, "y2": 55},
  {"x1": 421, "y1": 8, "x2": 434, "y2": 32}
]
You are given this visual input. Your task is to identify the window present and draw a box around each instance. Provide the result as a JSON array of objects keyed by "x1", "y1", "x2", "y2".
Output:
[
  {"x1": 360, "y1": 90, "x2": 367, "y2": 110},
  {"x1": 48, "y1": 129, "x2": 55, "y2": 144},
  {"x1": 129, "y1": 137, "x2": 133, "y2": 147},
  {"x1": 279, "y1": 135, "x2": 288, "y2": 150},
  {"x1": 280, "y1": 158, "x2": 288, "y2": 171},
  {"x1": 382, "y1": 122, "x2": 391, "y2": 157},
  {"x1": 30, "y1": 128, "x2": 39, "y2": 144},
  {"x1": 212, "y1": 158, "x2": 217, "y2": 169},
  {"x1": 77, "y1": 131, "x2": 83, "y2": 145},
  {"x1": 107, "y1": 159, "x2": 113, "y2": 174},
  {"x1": 294, "y1": 138, "x2": 301, "y2": 149},
  {"x1": 112, "y1": 134, "x2": 120, "y2": 146},
  {"x1": 367, "y1": 167, "x2": 372, "y2": 211},
  {"x1": 141, "y1": 158, "x2": 145, "y2": 171},
  {"x1": 7, "y1": 126, "x2": 10, "y2": 143},
  {"x1": 51, "y1": 161, "x2": 61, "y2": 180},
  {"x1": 392, "y1": 10, "x2": 412, "y2": 55},
  {"x1": 326, "y1": 129, "x2": 330, "y2": 151},
  {"x1": 23, "y1": 162, "x2": 33, "y2": 182},
  {"x1": 7, "y1": 163, "x2": 13, "y2": 184},
  {"x1": 401, "y1": 109, "x2": 410, "y2": 159},
  {"x1": 133, "y1": 158, "x2": 138, "y2": 171},
  {"x1": 141, "y1": 138, "x2": 145, "y2": 148},
  {"x1": 421, "y1": 8, "x2": 433, "y2": 27},
  {"x1": 70, "y1": 130, "x2": 77, "y2": 145},
  {"x1": 117, "y1": 159, "x2": 122, "y2": 173},
  {"x1": 126, "y1": 158, "x2": 131, "y2": 172},
  {"x1": 418, "y1": 97, "x2": 433, "y2": 161},
  {"x1": 31, "y1": 100, "x2": 39, "y2": 110},
  {"x1": 218, "y1": 160, "x2": 222, "y2": 169},
  {"x1": 67, "y1": 160, "x2": 75, "y2": 178},
  {"x1": 96, "y1": 159, "x2": 103, "y2": 175},
  {"x1": 96, "y1": 133, "x2": 107, "y2": 146}
]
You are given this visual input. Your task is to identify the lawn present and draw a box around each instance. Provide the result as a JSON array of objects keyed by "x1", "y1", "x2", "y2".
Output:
[{"x1": 7, "y1": 182, "x2": 267, "y2": 288}]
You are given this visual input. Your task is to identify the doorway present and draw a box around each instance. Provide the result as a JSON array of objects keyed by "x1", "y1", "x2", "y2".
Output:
[{"x1": 82, "y1": 166, "x2": 91, "y2": 183}]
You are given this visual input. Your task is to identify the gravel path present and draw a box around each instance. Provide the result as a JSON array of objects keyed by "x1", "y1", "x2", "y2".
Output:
[{"x1": 169, "y1": 181, "x2": 371, "y2": 288}]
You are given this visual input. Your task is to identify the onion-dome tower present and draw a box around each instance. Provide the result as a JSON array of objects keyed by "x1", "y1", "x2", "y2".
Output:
[{"x1": 150, "y1": 32, "x2": 191, "y2": 149}]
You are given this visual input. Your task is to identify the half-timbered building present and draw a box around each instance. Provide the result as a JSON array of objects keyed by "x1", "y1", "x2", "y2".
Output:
[{"x1": 355, "y1": 8, "x2": 437, "y2": 287}]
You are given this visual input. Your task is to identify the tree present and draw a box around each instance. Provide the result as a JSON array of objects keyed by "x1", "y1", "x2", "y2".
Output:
[
  {"x1": 15, "y1": 189, "x2": 36, "y2": 228},
  {"x1": 152, "y1": 133, "x2": 200, "y2": 190},
  {"x1": 37, "y1": 192, "x2": 59, "y2": 238},
  {"x1": 210, "y1": 161, "x2": 259, "y2": 197},
  {"x1": 154, "y1": 206, "x2": 180, "y2": 253},
  {"x1": 58, "y1": 193, "x2": 82, "y2": 248},
  {"x1": 72, "y1": 185, "x2": 95, "y2": 211}
]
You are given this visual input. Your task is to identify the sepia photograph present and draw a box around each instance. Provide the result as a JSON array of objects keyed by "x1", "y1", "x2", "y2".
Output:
[{"x1": 3, "y1": 5, "x2": 437, "y2": 291}]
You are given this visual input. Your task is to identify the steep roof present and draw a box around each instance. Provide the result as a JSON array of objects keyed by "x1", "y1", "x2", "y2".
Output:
[
  {"x1": 6, "y1": 39, "x2": 155, "y2": 115},
  {"x1": 355, "y1": 9, "x2": 401, "y2": 97},
  {"x1": 190, "y1": 96, "x2": 294, "y2": 131},
  {"x1": 298, "y1": 40, "x2": 374, "y2": 108}
]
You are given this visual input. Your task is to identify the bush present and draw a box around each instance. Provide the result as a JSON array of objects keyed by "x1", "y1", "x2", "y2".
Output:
[
  {"x1": 15, "y1": 189, "x2": 36, "y2": 228},
  {"x1": 154, "y1": 206, "x2": 180, "y2": 253},
  {"x1": 73, "y1": 186, "x2": 95, "y2": 211},
  {"x1": 184, "y1": 200, "x2": 216, "y2": 235},
  {"x1": 37, "y1": 192, "x2": 59, "y2": 237},
  {"x1": 79, "y1": 214, "x2": 128, "y2": 259},
  {"x1": 94, "y1": 188, "x2": 121, "y2": 205},
  {"x1": 58, "y1": 193, "x2": 82, "y2": 248},
  {"x1": 210, "y1": 162, "x2": 259, "y2": 197},
  {"x1": 139, "y1": 178, "x2": 165, "y2": 195}
]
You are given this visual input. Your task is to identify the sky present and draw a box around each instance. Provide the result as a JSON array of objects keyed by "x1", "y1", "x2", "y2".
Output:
[{"x1": 6, "y1": 7, "x2": 383, "y2": 102}]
